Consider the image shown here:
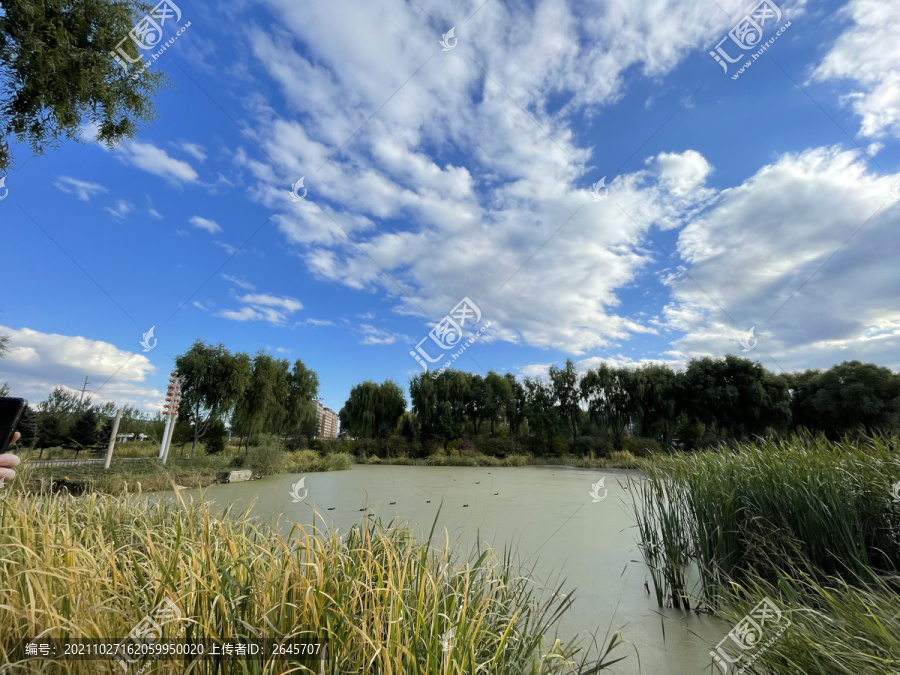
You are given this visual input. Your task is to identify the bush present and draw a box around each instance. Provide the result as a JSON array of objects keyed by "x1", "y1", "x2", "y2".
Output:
[
  {"x1": 573, "y1": 436, "x2": 613, "y2": 457},
  {"x1": 204, "y1": 420, "x2": 227, "y2": 455},
  {"x1": 607, "y1": 450, "x2": 640, "y2": 468},
  {"x1": 622, "y1": 436, "x2": 661, "y2": 457},
  {"x1": 477, "y1": 437, "x2": 524, "y2": 457},
  {"x1": 246, "y1": 434, "x2": 286, "y2": 477},
  {"x1": 551, "y1": 435, "x2": 570, "y2": 457},
  {"x1": 285, "y1": 434, "x2": 309, "y2": 451},
  {"x1": 321, "y1": 452, "x2": 353, "y2": 471}
]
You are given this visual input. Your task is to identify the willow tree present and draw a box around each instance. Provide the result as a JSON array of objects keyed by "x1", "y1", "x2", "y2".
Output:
[
  {"x1": 0, "y1": 0, "x2": 167, "y2": 170},
  {"x1": 339, "y1": 380, "x2": 406, "y2": 440}
]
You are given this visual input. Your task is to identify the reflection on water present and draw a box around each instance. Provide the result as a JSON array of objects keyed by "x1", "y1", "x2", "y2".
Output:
[{"x1": 171, "y1": 464, "x2": 726, "y2": 675}]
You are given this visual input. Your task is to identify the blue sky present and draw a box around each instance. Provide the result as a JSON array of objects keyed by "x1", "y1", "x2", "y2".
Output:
[{"x1": 2, "y1": 0, "x2": 899, "y2": 413}]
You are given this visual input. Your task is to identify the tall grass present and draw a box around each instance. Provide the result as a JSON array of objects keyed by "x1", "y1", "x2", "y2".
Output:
[
  {"x1": 0, "y1": 486, "x2": 625, "y2": 673},
  {"x1": 632, "y1": 433, "x2": 900, "y2": 611},
  {"x1": 717, "y1": 567, "x2": 900, "y2": 674}
]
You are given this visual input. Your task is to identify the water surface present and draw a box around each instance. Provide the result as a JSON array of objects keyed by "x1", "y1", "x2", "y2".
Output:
[{"x1": 179, "y1": 464, "x2": 725, "y2": 675}]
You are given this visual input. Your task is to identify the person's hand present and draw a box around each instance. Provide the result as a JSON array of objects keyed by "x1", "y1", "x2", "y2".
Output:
[{"x1": 0, "y1": 432, "x2": 21, "y2": 488}]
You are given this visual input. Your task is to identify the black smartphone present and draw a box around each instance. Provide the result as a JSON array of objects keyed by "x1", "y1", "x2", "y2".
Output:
[{"x1": 0, "y1": 397, "x2": 28, "y2": 454}]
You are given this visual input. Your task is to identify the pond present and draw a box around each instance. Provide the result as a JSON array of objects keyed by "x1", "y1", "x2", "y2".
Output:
[{"x1": 176, "y1": 464, "x2": 725, "y2": 674}]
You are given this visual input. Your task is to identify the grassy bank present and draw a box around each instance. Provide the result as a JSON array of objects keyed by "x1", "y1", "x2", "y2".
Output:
[
  {"x1": 0, "y1": 489, "x2": 625, "y2": 673},
  {"x1": 356, "y1": 450, "x2": 646, "y2": 470},
  {"x1": 20, "y1": 440, "x2": 354, "y2": 495},
  {"x1": 632, "y1": 433, "x2": 900, "y2": 674}
]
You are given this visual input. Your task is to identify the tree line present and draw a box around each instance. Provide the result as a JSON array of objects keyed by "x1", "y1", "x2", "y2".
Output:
[
  {"x1": 1, "y1": 339, "x2": 322, "y2": 456},
  {"x1": 174, "y1": 341, "x2": 320, "y2": 454},
  {"x1": 339, "y1": 357, "x2": 900, "y2": 453}
]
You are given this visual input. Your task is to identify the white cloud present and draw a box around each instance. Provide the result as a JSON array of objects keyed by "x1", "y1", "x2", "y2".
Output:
[
  {"x1": 105, "y1": 200, "x2": 133, "y2": 219},
  {"x1": 663, "y1": 146, "x2": 900, "y2": 371},
  {"x1": 812, "y1": 0, "x2": 900, "y2": 140},
  {"x1": 214, "y1": 241, "x2": 241, "y2": 255},
  {"x1": 180, "y1": 141, "x2": 207, "y2": 162},
  {"x1": 222, "y1": 274, "x2": 256, "y2": 290},
  {"x1": 189, "y1": 215, "x2": 222, "y2": 234},
  {"x1": 237, "y1": 0, "x2": 769, "y2": 358},
  {"x1": 54, "y1": 176, "x2": 107, "y2": 201},
  {"x1": 116, "y1": 141, "x2": 200, "y2": 183},
  {"x1": 238, "y1": 293, "x2": 303, "y2": 312},
  {"x1": 0, "y1": 325, "x2": 158, "y2": 409},
  {"x1": 217, "y1": 292, "x2": 304, "y2": 325},
  {"x1": 358, "y1": 324, "x2": 407, "y2": 345}
]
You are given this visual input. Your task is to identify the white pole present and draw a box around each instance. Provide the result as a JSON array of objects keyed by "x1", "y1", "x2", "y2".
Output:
[
  {"x1": 158, "y1": 416, "x2": 172, "y2": 459},
  {"x1": 105, "y1": 408, "x2": 123, "y2": 469},
  {"x1": 161, "y1": 414, "x2": 177, "y2": 465}
]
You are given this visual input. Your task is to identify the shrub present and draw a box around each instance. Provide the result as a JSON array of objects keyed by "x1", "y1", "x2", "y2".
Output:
[
  {"x1": 623, "y1": 436, "x2": 661, "y2": 457},
  {"x1": 573, "y1": 436, "x2": 613, "y2": 457},
  {"x1": 551, "y1": 435, "x2": 570, "y2": 457},
  {"x1": 321, "y1": 452, "x2": 353, "y2": 471},
  {"x1": 477, "y1": 437, "x2": 524, "y2": 457},
  {"x1": 204, "y1": 420, "x2": 227, "y2": 455},
  {"x1": 502, "y1": 454, "x2": 529, "y2": 467},
  {"x1": 285, "y1": 434, "x2": 309, "y2": 451},
  {"x1": 246, "y1": 434, "x2": 286, "y2": 477},
  {"x1": 608, "y1": 450, "x2": 640, "y2": 468},
  {"x1": 318, "y1": 439, "x2": 342, "y2": 455}
]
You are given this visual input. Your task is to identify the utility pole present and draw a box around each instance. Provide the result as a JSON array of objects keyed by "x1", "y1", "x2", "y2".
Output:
[{"x1": 79, "y1": 376, "x2": 90, "y2": 406}]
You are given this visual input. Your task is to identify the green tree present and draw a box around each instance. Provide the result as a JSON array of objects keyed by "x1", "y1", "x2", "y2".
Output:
[
  {"x1": 523, "y1": 377, "x2": 559, "y2": 454},
  {"x1": 550, "y1": 358, "x2": 581, "y2": 443},
  {"x1": 339, "y1": 380, "x2": 406, "y2": 439},
  {"x1": 580, "y1": 365, "x2": 642, "y2": 451},
  {"x1": 36, "y1": 413, "x2": 66, "y2": 453},
  {"x1": 283, "y1": 359, "x2": 319, "y2": 439},
  {"x1": 678, "y1": 355, "x2": 791, "y2": 442},
  {"x1": 463, "y1": 373, "x2": 486, "y2": 434},
  {"x1": 68, "y1": 407, "x2": 102, "y2": 456},
  {"x1": 204, "y1": 419, "x2": 227, "y2": 455},
  {"x1": 409, "y1": 372, "x2": 439, "y2": 441},
  {"x1": 234, "y1": 352, "x2": 281, "y2": 452},
  {"x1": 483, "y1": 371, "x2": 512, "y2": 436},
  {"x1": 790, "y1": 361, "x2": 900, "y2": 438},
  {"x1": 176, "y1": 341, "x2": 252, "y2": 456},
  {"x1": 636, "y1": 364, "x2": 678, "y2": 445},
  {"x1": 503, "y1": 373, "x2": 527, "y2": 436},
  {"x1": 0, "y1": 0, "x2": 167, "y2": 170}
]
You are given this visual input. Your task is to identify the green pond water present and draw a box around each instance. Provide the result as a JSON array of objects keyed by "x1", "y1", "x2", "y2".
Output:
[{"x1": 174, "y1": 464, "x2": 726, "y2": 674}]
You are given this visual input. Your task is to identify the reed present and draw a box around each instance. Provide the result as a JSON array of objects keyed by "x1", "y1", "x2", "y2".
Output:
[
  {"x1": 632, "y1": 433, "x2": 900, "y2": 611},
  {"x1": 0, "y1": 482, "x2": 624, "y2": 673}
]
